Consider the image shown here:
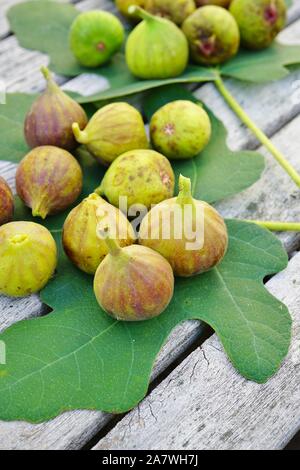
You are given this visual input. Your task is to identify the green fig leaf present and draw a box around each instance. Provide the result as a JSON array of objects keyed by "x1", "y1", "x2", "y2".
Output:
[
  {"x1": 220, "y1": 43, "x2": 300, "y2": 82},
  {"x1": 0, "y1": 220, "x2": 291, "y2": 422},
  {"x1": 0, "y1": 90, "x2": 264, "y2": 204},
  {"x1": 144, "y1": 85, "x2": 265, "y2": 203}
]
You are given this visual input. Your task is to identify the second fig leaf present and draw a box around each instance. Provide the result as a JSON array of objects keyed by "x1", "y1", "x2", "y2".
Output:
[{"x1": 0, "y1": 220, "x2": 291, "y2": 423}]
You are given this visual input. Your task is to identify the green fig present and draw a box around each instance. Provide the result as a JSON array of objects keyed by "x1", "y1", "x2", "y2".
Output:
[
  {"x1": 0, "y1": 177, "x2": 14, "y2": 226},
  {"x1": 94, "y1": 232, "x2": 174, "y2": 321},
  {"x1": 182, "y1": 5, "x2": 240, "y2": 65},
  {"x1": 72, "y1": 102, "x2": 149, "y2": 165},
  {"x1": 95, "y1": 149, "x2": 175, "y2": 210},
  {"x1": 69, "y1": 10, "x2": 125, "y2": 67},
  {"x1": 139, "y1": 175, "x2": 228, "y2": 277},
  {"x1": 145, "y1": 0, "x2": 196, "y2": 25},
  {"x1": 125, "y1": 6, "x2": 189, "y2": 79},
  {"x1": 24, "y1": 67, "x2": 88, "y2": 151},
  {"x1": 63, "y1": 193, "x2": 136, "y2": 274},
  {"x1": 196, "y1": 0, "x2": 232, "y2": 7},
  {"x1": 150, "y1": 100, "x2": 212, "y2": 160},
  {"x1": 0, "y1": 221, "x2": 57, "y2": 297},
  {"x1": 16, "y1": 146, "x2": 83, "y2": 219},
  {"x1": 230, "y1": 0, "x2": 286, "y2": 50}
]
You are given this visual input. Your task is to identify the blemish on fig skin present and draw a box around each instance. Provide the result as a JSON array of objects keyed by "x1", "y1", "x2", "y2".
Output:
[{"x1": 264, "y1": 5, "x2": 278, "y2": 25}]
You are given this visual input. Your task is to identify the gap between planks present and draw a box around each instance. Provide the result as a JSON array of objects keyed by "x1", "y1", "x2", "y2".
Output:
[{"x1": 0, "y1": 0, "x2": 300, "y2": 451}]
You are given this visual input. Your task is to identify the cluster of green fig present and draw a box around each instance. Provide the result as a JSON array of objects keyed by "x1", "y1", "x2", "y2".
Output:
[
  {"x1": 67, "y1": 0, "x2": 286, "y2": 80},
  {"x1": 0, "y1": 65, "x2": 228, "y2": 321}
]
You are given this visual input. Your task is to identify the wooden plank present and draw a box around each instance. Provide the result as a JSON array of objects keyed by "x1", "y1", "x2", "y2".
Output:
[
  {"x1": 93, "y1": 250, "x2": 300, "y2": 451},
  {"x1": 0, "y1": 2, "x2": 300, "y2": 451}
]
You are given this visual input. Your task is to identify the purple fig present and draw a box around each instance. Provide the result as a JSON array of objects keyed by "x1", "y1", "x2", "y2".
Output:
[
  {"x1": 24, "y1": 67, "x2": 88, "y2": 151},
  {"x1": 16, "y1": 146, "x2": 83, "y2": 219},
  {"x1": 0, "y1": 177, "x2": 14, "y2": 226}
]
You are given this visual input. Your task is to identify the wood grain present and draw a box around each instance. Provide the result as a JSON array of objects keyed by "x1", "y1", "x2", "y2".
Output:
[{"x1": 93, "y1": 251, "x2": 300, "y2": 451}]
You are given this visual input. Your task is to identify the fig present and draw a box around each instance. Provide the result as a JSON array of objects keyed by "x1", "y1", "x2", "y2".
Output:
[
  {"x1": 69, "y1": 10, "x2": 125, "y2": 67},
  {"x1": 0, "y1": 221, "x2": 57, "y2": 297},
  {"x1": 150, "y1": 100, "x2": 212, "y2": 160},
  {"x1": 182, "y1": 5, "x2": 240, "y2": 65},
  {"x1": 63, "y1": 193, "x2": 135, "y2": 275},
  {"x1": 24, "y1": 67, "x2": 88, "y2": 151},
  {"x1": 125, "y1": 6, "x2": 189, "y2": 79},
  {"x1": 139, "y1": 175, "x2": 228, "y2": 277},
  {"x1": 72, "y1": 102, "x2": 149, "y2": 165},
  {"x1": 145, "y1": 0, "x2": 196, "y2": 25},
  {"x1": 16, "y1": 146, "x2": 83, "y2": 219},
  {"x1": 95, "y1": 149, "x2": 175, "y2": 210},
  {"x1": 0, "y1": 177, "x2": 14, "y2": 226},
  {"x1": 230, "y1": 0, "x2": 286, "y2": 50},
  {"x1": 94, "y1": 231, "x2": 174, "y2": 321},
  {"x1": 195, "y1": 0, "x2": 231, "y2": 7}
]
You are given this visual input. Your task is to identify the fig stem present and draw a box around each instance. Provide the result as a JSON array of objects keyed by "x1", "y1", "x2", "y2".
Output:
[
  {"x1": 245, "y1": 220, "x2": 300, "y2": 232},
  {"x1": 215, "y1": 75, "x2": 300, "y2": 189},
  {"x1": 176, "y1": 175, "x2": 194, "y2": 206},
  {"x1": 40, "y1": 66, "x2": 59, "y2": 92},
  {"x1": 100, "y1": 229, "x2": 122, "y2": 256},
  {"x1": 72, "y1": 122, "x2": 89, "y2": 144},
  {"x1": 129, "y1": 5, "x2": 156, "y2": 22}
]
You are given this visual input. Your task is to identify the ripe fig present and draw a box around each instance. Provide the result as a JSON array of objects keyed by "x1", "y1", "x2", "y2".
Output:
[
  {"x1": 63, "y1": 193, "x2": 135, "y2": 274},
  {"x1": 72, "y1": 102, "x2": 149, "y2": 165},
  {"x1": 16, "y1": 146, "x2": 83, "y2": 219},
  {"x1": 94, "y1": 232, "x2": 174, "y2": 321},
  {"x1": 195, "y1": 0, "x2": 231, "y2": 7},
  {"x1": 182, "y1": 5, "x2": 240, "y2": 65},
  {"x1": 0, "y1": 221, "x2": 57, "y2": 297},
  {"x1": 24, "y1": 67, "x2": 88, "y2": 151},
  {"x1": 230, "y1": 0, "x2": 286, "y2": 50},
  {"x1": 150, "y1": 100, "x2": 212, "y2": 160},
  {"x1": 0, "y1": 177, "x2": 14, "y2": 226},
  {"x1": 139, "y1": 175, "x2": 228, "y2": 277},
  {"x1": 145, "y1": 0, "x2": 196, "y2": 25},
  {"x1": 125, "y1": 6, "x2": 189, "y2": 79},
  {"x1": 95, "y1": 149, "x2": 175, "y2": 210},
  {"x1": 69, "y1": 10, "x2": 125, "y2": 67}
]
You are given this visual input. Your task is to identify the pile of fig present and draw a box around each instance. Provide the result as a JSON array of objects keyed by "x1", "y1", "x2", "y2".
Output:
[{"x1": 1, "y1": 0, "x2": 285, "y2": 321}]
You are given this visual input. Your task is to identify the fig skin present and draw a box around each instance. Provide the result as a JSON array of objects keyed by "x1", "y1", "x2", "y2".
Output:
[
  {"x1": 182, "y1": 5, "x2": 240, "y2": 65},
  {"x1": 69, "y1": 10, "x2": 125, "y2": 67},
  {"x1": 139, "y1": 175, "x2": 228, "y2": 277},
  {"x1": 63, "y1": 193, "x2": 136, "y2": 275},
  {"x1": 145, "y1": 0, "x2": 196, "y2": 25},
  {"x1": 72, "y1": 102, "x2": 149, "y2": 165},
  {"x1": 24, "y1": 67, "x2": 88, "y2": 151},
  {"x1": 0, "y1": 221, "x2": 57, "y2": 297},
  {"x1": 230, "y1": 0, "x2": 286, "y2": 50},
  {"x1": 150, "y1": 100, "x2": 212, "y2": 160},
  {"x1": 0, "y1": 177, "x2": 14, "y2": 226},
  {"x1": 16, "y1": 146, "x2": 83, "y2": 219},
  {"x1": 126, "y1": 6, "x2": 189, "y2": 79},
  {"x1": 95, "y1": 149, "x2": 175, "y2": 210},
  {"x1": 94, "y1": 236, "x2": 174, "y2": 321},
  {"x1": 195, "y1": 0, "x2": 232, "y2": 7}
]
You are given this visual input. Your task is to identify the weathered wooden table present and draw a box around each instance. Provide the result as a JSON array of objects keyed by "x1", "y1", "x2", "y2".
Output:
[{"x1": 1, "y1": 0, "x2": 300, "y2": 451}]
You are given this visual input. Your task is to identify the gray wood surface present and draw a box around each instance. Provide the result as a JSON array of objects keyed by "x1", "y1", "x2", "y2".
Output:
[
  {"x1": 94, "y1": 251, "x2": 300, "y2": 451},
  {"x1": 0, "y1": 0, "x2": 300, "y2": 450}
]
